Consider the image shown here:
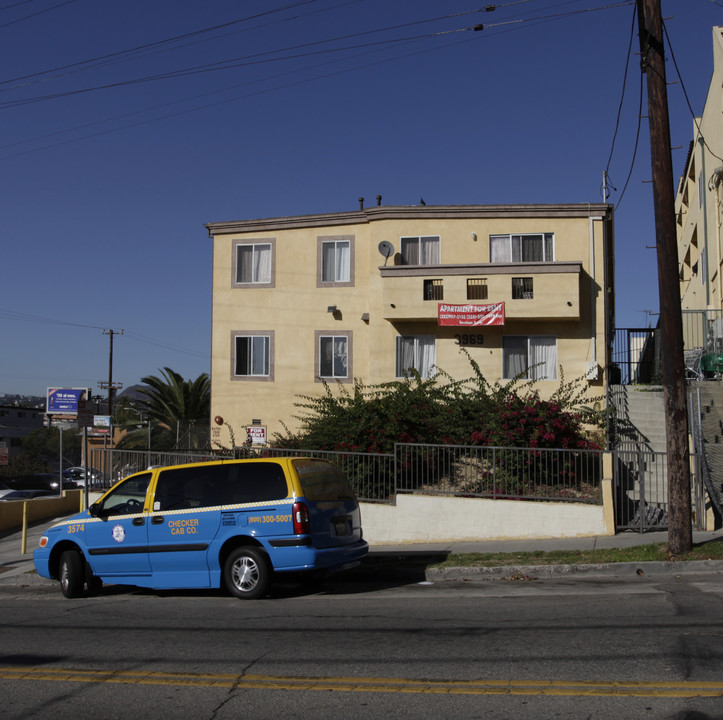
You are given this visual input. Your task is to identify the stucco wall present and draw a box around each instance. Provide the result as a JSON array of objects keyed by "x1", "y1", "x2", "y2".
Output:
[
  {"x1": 208, "y1": 205, "x2": 612, "y2": 443},
  {"x1": 360, "y1": 492, "x2": 611, "y2": 545},
  {"x1": 0, "y1": 490, "x2": 83, "y2": 533}
]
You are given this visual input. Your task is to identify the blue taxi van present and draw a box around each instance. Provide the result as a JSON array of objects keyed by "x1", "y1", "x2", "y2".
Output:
[{"x1": 34, "y1": 457, "x2": 368, "y2": 599}]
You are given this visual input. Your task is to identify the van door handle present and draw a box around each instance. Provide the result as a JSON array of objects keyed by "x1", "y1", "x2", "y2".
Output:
[
  {"x1": 151, "y1": 516, "x2": 164, "y2": 524},
  {"x1": 132, "y1": 517, "x2": 145, "y2": 526}
]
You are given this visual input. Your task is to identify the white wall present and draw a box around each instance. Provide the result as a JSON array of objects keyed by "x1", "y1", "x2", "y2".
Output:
[{"x1": 360, "y1": 493, "x2": 610, "y2": 545}]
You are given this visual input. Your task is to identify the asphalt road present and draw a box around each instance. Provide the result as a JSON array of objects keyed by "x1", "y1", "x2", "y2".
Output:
[{"x1": 2, "y1": 570, "x2": 723, "y2": 719}]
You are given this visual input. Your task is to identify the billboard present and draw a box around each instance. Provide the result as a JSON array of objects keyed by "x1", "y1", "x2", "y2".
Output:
[
  {"x1": 437, "y1": 302, "x2": 505, "y2": 327},
  {"x1": 46, "y1": 388, "x2": 90, "y2": 415}
]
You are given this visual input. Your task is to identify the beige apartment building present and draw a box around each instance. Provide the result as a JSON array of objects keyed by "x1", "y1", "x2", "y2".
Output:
[
  {"x1": 205, "y1": 203, "x2": 614, "y2": 446},
  {"x1": 676, "y1": 27, "x2": 723, "y2": 318}
]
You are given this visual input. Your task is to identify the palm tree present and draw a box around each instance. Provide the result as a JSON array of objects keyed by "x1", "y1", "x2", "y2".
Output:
[{"x1": 117, "y1": 368, "x2": 210, "y2": 450}]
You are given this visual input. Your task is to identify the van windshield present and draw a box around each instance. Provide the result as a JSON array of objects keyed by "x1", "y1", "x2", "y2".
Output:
[{"x1": 292, "y1": 459, "x2": 355, "y2": 501}]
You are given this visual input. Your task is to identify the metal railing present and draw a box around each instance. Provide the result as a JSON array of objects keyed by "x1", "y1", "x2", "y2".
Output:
[
  {"x1": 91, "y1": 444, "x2": 603, "y2": 505},
  {"x1": 395, "y1": 444, "x2": 602, "y2": 504},
  {"x1": 613, "y1": 448, "x2": 705, "y2": 532}
]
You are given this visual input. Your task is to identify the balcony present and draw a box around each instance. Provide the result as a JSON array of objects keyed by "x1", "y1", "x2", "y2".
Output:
[{"x1": 379, "y1": 262, "x2": 582, "y2": 322}]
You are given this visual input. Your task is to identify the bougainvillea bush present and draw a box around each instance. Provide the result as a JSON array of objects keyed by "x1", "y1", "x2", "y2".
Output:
[{"x1": 273, "y1": 353, "x2": 605, "y2": 453}]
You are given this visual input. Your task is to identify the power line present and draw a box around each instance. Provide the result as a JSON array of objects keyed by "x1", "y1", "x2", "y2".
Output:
[
  {"x1": 0, "y1": 8, "x2": 491, "y2": 109},
  {"x1": 604, "y1": 4, "x2": 637, "y2": 177},
  {"x1": 0, "y1": 0, "x2": 76, "y2": 30},
  {"x1": 0, "y1": 0, "x2": 324, "y2": 88},
  {"x1": 1, "y1": 2, "x2": 637, "y2": 158},
  {"x1": 614, "y1": 61, "x2": 644, "y2": 210},
  {"x1": 0, "y1": 308, "x2": 207, "y2": 358}
]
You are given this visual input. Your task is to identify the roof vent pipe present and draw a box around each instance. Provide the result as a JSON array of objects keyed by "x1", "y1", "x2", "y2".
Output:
[
  {"x1": 376, "y1": 195, "x2": 382, "y2": 206},
  {"x1": 358, "y1": 197, "x2": 364, "y2": 210}
]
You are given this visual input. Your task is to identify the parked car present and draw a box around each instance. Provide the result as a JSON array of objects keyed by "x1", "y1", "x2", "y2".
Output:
[
  {"x1": 0, "y1": 481, "x2": 16, "y2": 500},
  {"x1": 62, "y1": 467, "x2": 105, "y2": 488},
  {"x1": 34, "y1": 457, "x2": 368, "y2": 599},
  {"x1": 6, "y1": 474, "x2": 80, "y2": 494}
]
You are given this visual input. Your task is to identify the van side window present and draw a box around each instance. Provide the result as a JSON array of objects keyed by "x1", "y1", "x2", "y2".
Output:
[
  {"x1": 154, "y1": 463, "x2": 288, "y2": 511},
  {"x1": 97, "y1": 473, "x2": 152, "y2": 515},
  {"x1": 224, "y1": 463, "x2": 288, "y2": 503}
]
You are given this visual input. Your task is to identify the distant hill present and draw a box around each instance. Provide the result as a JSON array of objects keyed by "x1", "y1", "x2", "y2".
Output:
[{"x1": 117, "y1": 385, "x2": 151, "y2": 401}]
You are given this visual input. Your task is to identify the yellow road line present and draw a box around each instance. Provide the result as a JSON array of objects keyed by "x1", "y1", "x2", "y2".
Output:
[{"x1": 0, "y1": 667, "x2": 722, "y2": 698}]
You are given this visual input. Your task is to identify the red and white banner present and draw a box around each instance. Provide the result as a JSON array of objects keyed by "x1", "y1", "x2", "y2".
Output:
[{"x1": 438, "y1": 302, "x2": 505, "y2": 327}]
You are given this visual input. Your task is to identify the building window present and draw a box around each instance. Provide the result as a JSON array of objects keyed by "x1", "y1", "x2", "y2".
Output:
[
  {"x1": 512, "y1": 277, "x2": 534, "y2": 299},
  {"x1": 400, "y1": 236, "x2": 440, "y2": 265},
  {"x1": 467, "y1": 278, "x2": 488, "y2": 300},
  {"x1": 318, "y1": 235, "x2": 354, "y2": 287},
  {"x1": 490, "y1": 233, "x2": 554, "y2": 263},
  {"x1": 396, "y1": 336, "x2": 436, "y2": 378},
  {"x1": 233, "y1": 240, "x2": 275, "y2": 287},
  {"x1": 423, "y1": 279, "x2": 443, "y2": 301},
  {"x1": 502, "y1": 336, "x2": 557, "y2": 380},
  {"x1": 233, "y1": 333, "x2": 273, "y2": 380},
  {"x1": 316, "y1": 332, "x2": 351, "y2": 380}
]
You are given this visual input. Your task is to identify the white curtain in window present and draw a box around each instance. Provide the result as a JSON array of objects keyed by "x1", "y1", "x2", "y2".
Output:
[
  {"x1": 544, "y1": 233, "x2": 554, "y2": 261},
  {"x1": 396, "y1": 337, "x2": 415, "y2": 376},
  {"x1": 490, "y1": 236, "x2": 510, "y2": 263},
  {"x1": 420, "y1": 237, "x2": 440, "y2": 265},
  {"x1": 530, "y1": 336, "x2": 556, "y2": 380},
  {"x1": 322, "y1": 241, "x2": 350, "y2": 282},
  {"x1": 502, "y1": 336, "x2": 527, "y2": 378},
  {"x1": 253, "y1": 244, "x2": 272, "y2": 283},
  {"x1": 396, "y1": 336, "x2": 435, "y2": 378},
  {"x1": 237, "y1": 244, "x2": 271, "y2": 283},
  {"x1": 401, "y1": 238, "x2": 419, "y2": 265},
  {"x1": 491, "y1": 234, "x2": 554, "y2": 263},
  {"x1": 335, "y1": 241, "x2": 350, "y2": 282},
  {"x1": 416, "y1": 335, "x2": 436, "y2": 378}
]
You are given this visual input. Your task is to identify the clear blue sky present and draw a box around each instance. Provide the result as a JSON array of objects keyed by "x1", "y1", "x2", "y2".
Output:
[{"x1": 1, "y1": 0, "x2": 720, "y2": 397}]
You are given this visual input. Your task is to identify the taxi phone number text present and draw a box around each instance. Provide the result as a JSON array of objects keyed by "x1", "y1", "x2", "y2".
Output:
[{"x1": 249, "y1": 515, "x2": 292, "y2": 523}]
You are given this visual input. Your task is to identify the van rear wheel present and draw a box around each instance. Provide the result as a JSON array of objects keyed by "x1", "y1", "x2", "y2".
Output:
[{"x1": 224, "y1": 547, "x2": 270, "y2": 599}]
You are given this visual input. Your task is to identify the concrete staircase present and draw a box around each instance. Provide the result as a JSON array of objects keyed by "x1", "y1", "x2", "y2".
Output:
[{"x1": 612, "y1": 385, "x2": 667, "y2": 453}]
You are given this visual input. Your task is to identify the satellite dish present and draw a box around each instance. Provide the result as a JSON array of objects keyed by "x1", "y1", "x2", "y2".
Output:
[{"x1": 378, "y1": 241, "x2": 395, "y2": 263}]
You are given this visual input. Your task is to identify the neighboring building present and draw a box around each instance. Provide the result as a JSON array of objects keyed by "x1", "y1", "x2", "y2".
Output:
[
  {"x1": 205, "y1": 203, "x2": 615, "y2": 444},
  {"x1": 0, "y1": 405, "x2": 45, "y2": 458},
  {"x1": 675, "y1": 27, "x2": 723, "y2": 351}
]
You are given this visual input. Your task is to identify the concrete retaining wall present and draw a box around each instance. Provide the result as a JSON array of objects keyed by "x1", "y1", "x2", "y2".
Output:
[
  {"x1": 360, "y1": 477, "x2": 615, "y2": 544},
  {"x1": 0, "y1": 490, "x2": 84, "y2": 533}
]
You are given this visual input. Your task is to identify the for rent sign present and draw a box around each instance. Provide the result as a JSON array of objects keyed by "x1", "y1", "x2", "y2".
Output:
[{"x1": 438, "y1": 302, "x2": 505, "y2": 327}]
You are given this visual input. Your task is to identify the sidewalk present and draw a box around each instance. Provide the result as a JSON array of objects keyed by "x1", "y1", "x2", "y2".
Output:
[{"x1": 2, "y1": 514, "x2": 723, "y2": 588}]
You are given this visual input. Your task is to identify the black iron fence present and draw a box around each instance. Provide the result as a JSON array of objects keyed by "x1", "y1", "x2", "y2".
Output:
[{"x1": 91, "y1": 444, "x2": 603, "y2": 505}]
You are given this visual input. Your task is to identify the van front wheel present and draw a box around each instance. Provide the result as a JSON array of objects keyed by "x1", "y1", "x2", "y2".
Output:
[
  {"x1": 224, "y1": 547, "x2": 270, "y2": 599},
  {"x1": 59, "y1": 550, "x2": 84, "y2": 599}
]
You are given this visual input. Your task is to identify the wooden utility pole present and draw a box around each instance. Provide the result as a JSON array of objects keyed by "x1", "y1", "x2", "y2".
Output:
[
  {"x1": 100, "y1": 328, "x2": 124, "y2": 420},
  {"x1": 636, "y1": 0, "x2": 692, "y2": 554}
]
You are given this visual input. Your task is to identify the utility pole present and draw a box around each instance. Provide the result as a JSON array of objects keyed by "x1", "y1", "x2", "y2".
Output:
[
  {"x1": 636, "y1": 0, "x2": 692, "y2": 554},
  {"x1": 100, "y1": 328, "x2": 124, "y2": 420}
]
